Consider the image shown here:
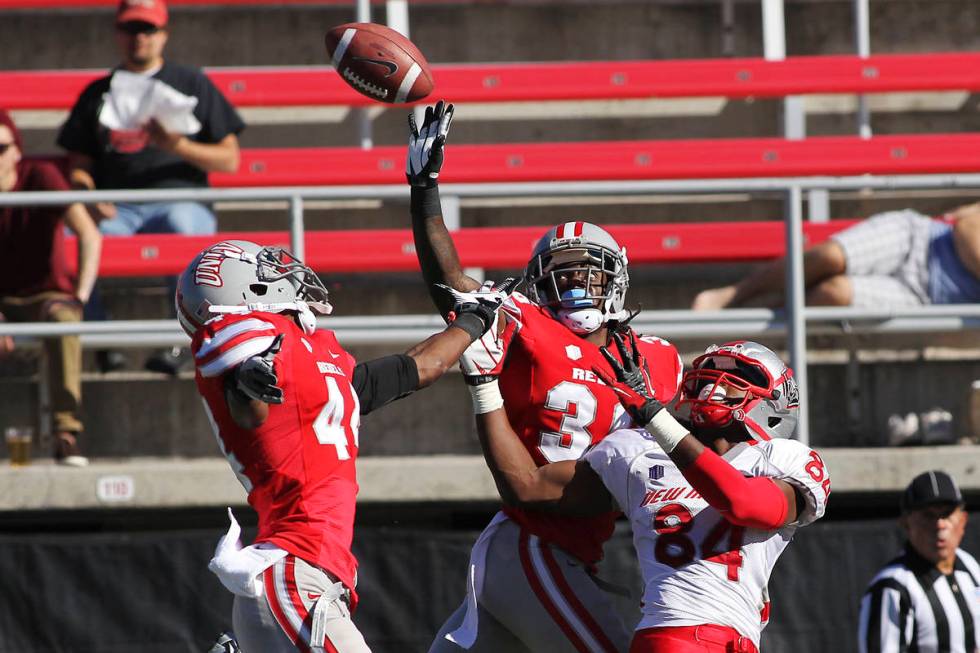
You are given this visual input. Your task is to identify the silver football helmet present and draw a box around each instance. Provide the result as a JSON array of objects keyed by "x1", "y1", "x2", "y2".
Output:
[
  {"x1": 677, "y1": 341, "x2": 799, "y2": 442},
  {"x1": 175, "y1": 240, "x2": 331, "y2": 336},
  {"x1": 523, "y1": 221, "x2": 629, "y2": 334}
]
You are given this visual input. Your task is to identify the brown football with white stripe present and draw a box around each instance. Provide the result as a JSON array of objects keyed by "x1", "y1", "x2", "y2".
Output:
[{"x1": 325, "y1": 22, "x2": 434, "y2": 104}]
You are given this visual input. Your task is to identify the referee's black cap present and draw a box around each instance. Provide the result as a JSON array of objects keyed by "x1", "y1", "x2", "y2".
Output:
[{"x1": 901, "y1": 470, "x2": 964, "y2": 513}]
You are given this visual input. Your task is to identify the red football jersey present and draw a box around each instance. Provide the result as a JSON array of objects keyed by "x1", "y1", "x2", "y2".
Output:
[
  {"x1": 498, "y1": 292, "x2": 683, "y2": 564},
  {"x1": 191, "y1": 311, "x2": 363, "y2": 601}
]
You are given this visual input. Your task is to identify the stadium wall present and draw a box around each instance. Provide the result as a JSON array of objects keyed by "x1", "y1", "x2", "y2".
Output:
[{"x1": 1, "y1": 511, "x2": 977, "y2": 652}]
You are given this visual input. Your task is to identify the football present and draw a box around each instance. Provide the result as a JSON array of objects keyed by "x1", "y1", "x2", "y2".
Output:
[{"x1": 325, "y1": 22, "x2": 434, "y2": 104}]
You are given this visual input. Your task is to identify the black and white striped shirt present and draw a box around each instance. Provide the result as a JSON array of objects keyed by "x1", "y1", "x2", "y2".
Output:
[{"x1": 858, "y1": 546, "x2": 980, "y2": 653}]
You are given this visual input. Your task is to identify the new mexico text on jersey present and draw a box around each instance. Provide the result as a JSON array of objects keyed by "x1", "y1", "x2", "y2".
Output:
[
  {"x1": 192, "y1": 311, "x2": 363, "y2": 602},
  {"x1": 585, "y1": 430, "x2": 831, "y2": 647}
]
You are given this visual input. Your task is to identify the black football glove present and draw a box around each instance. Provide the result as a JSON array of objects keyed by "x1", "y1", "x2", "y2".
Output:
[
  {"x1": 441, "y1": 278, "x2": 521, "y2": 341},
  {"x1": 234, "y1": 334, "x2": 284, "y2": 404},
  {"x1": 594, "y1": 331, "x2": 665, "y2": 425},
  {"x1": 407, "y1": 100, "x2": 454, "y2": 188},
  {"x1": 600, "y1": 330, "x2": 654, "y2": 396}
]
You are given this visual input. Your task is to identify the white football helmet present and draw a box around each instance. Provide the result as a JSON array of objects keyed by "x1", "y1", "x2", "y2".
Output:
[
  {"x1": 176, "y1": 240, "x2": 332, "y2": 336},
  {"x1": 677, "y1": 341, "x2": 799, "y2": 442},
  {"x1": 523, "y1": 221, "x2": 629, "y2": 334}
]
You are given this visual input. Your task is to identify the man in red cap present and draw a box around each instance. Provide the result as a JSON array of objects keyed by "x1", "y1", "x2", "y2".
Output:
[
  {"x1": 57, "y1": 0, "x2": 245, "y2": 376},
  {"x1": 0, "y1": 109, "x2": 102, "y2": 466}
]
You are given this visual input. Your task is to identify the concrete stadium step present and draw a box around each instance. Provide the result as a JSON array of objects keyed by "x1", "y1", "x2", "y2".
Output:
[{"x1": 0, "y1": 446, "x2": 978, "y2": 512}]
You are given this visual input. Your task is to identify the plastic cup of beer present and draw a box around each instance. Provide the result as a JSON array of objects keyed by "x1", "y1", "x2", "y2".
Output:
[{"x1": 5, "y1": 427, "x2": 33, "y2": 467}]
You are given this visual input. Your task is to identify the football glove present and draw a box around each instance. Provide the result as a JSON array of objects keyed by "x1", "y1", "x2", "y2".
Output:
[
  {"x1": 441, "y1": 278, "x2": 520, "y2": 342},
  {"x1": 594, "y1": 331, "x2": 665, "y2": 426},
  {"x1": 458, "y1": 306, "x2": 508, "y2": 385},
  {"x1": 407, "y1": 100, "x2": 454, "y2": 188},
  {"x1": 600, "y1": 329, "x2": 654, "y2": 397},
  {"x1": 234, "y1": 333, "x2": 284, "y2": 404},
  {"x1": 205, "y1": 631, "x2": 241, "y2": 653}
]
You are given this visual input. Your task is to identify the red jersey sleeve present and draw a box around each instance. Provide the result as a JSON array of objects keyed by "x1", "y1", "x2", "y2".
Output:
[{"x1": 192, "y1": 313, "x2": 280, "y2": 378}]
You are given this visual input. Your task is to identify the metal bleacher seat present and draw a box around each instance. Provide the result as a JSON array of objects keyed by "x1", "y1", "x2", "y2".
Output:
[
  {"x1": 1, "y1": 50, "x2": 979, "y2": 482},
  {"x1": 66, "y1": 221, "x2": 858, "y2": 278},
  {"x1": 5, "y1": 52, "x2": 980, "y2": 110}
]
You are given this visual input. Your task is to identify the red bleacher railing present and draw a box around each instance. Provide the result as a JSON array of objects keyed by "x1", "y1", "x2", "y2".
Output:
[
  {"x1": 30, "y1": 133, "x2": 980, "y2": 188},
  {"x1": 216, "y1": 134, "x2": 980, "y2": 186},
  {"x1": 5, "y1": 52, "x2": 980, "y2": 110},
  {"x1": 0, "y1": 0, "x2": 388, "y2": 7},
  {"x1": 64, "y1": 221, "x2": 858, "y2": 277}
]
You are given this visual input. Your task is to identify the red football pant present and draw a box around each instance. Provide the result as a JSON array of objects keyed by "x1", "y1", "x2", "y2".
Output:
[{"x1": 630, "y1": 625, "x2": 758, "y2": 653}]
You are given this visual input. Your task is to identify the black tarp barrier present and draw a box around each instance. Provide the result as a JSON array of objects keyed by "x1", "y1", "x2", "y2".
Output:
[{"x1": 1, "y1": 514, "x2": 978, "y2": 652}]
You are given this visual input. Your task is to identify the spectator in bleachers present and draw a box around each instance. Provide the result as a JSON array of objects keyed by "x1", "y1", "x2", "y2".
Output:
[
  {"x1": 692, "y1": 202, "x2": 980, "y2": 311},
  {"x1": 57, "y1": 0, "x2": 245, "y2": 375},
  {"x1": 0, "y1": 109, "x2": 102, "y2": 467}
]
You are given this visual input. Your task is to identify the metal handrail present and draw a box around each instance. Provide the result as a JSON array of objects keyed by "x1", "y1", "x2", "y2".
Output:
[
  {"x1": 5, "y1": 172, "x2": 980, "y2": 443},
  {"x1": 3, "y1": 174, "x2": 980, "y2": 206},
  {"x1": 3, "y1": 305, "x2": 978, "y2": 341}
]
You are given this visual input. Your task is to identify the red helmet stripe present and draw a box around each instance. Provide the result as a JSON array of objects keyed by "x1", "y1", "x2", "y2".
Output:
[
  {"x1": 559, "y1": 222, "x2": 577, "y2": 239},
  {"x1": 573, "y1": 221, "x2": 584, "y2": 237}
]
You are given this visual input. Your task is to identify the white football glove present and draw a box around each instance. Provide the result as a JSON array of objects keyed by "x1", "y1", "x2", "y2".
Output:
[
  {"x1": 447, "y1": 279, "x2": 515, "y2": 385},
  {"x1": 459, "y1": 309, "x2": 508, "y2": 384},
  {"x1": 407, "y1": 100, "x2": 454, "y2": 188},
  {"x1": 439, "y1": 277, "x2": 519, "y2": 342},
  {"x1": 234, "y1": 334, "x2": 284, "y2": 404}
]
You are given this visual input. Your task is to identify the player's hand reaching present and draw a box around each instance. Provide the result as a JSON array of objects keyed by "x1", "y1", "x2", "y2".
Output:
[
  {"x1": 441, "y1": 278, "x2": 520, "y2": 342},
  {"x1": 407, "y1": 100, "x2": 454, "y2": 188},
  {"x1": 457, "y1": 301, "x2": 508, "y2": 386},
  {"x1": 601, "y1": 329, "x2": 653, "y2": 397},
  {"x1": 235, "y1": 334, "x2": 285, "y2": 404},
  {"x1": 594, "y1": 331, "x2": 665, "y2": 426}
]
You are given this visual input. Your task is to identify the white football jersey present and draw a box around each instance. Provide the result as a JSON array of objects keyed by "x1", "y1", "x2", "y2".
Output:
[{"x1": 584, "y1": 428, "x2": 830, "y2": 646}]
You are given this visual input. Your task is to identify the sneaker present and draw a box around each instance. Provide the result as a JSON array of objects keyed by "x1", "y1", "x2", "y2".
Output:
[
  {"x1": 145, "y1": 347, "x2": 191, "y2": 376},
  {"x1": 887, "y1": 412, "x2": 920, "y2": 447},
  {"x1": 920, "y1": 408, "x2": 955, "y2": 445},
  {"x1": 95, "y1": 349, "x2": 126, "y2": 373},
  {"x1": 205, "y1": 631, "x2": 240, "y2": 653},
  {"x1": 54, "y1": 431, "x2": 89, "y2": 467}
]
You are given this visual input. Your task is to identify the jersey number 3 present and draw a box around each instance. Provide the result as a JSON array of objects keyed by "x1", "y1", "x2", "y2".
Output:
[{"x1": 539, "y1": 381, "x2": 597, "y2": 462}]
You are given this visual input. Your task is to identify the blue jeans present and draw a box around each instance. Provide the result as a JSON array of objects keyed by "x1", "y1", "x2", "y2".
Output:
[
  {"x1": 99, "y1": 201, "x2": 217, "y2": 236},
  {"x1": 87, "y1": 201, "x2": 217, "y2": 321}
]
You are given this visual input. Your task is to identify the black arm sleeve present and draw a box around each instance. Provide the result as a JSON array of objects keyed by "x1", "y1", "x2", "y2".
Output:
[{"x1": 351, "y1": 354, "x2": 420, "y2": 415}]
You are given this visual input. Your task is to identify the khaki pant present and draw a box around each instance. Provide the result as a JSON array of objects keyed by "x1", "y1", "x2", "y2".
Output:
[
  {"x1": 429, "y1": 516, "x2": 631, "y2": 653},
  {"x1": 0, "y1": 292, "x2": 83, "y2": 434},
  {"x1": 233, "y1": 555, "x2": 371, "y2": 653}
]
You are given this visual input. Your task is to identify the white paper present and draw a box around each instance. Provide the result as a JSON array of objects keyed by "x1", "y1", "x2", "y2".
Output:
[{"x1": 99, "y1": 69, "x2": 201, "y2": 135}]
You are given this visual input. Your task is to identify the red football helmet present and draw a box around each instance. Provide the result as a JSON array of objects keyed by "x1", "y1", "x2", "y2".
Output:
[{"x1": 677, "y1": 341, "x2": 799, "y2": 442}]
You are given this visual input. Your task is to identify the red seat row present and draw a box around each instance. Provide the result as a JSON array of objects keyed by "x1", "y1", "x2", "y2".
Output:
[
  {"x1": 215, "y1": 134, "x2": 980, "y2": 186},
  {"x1": 31, "y1": 133, "x2": 979, "y2": 188},
  {"x1": 65, "y1": 221, "x2": 857, "y2": 277},
  {"x1": 5, "y1": 52, "x2": 980, "y2": 110},
  {"x1": 0, "y1": 0, "x2": 369, "y2": 8}
]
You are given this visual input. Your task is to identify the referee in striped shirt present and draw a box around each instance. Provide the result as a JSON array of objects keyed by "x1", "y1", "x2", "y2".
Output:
[{"x1": 858, "y1": 471, "x2": 979, "y2": 653}]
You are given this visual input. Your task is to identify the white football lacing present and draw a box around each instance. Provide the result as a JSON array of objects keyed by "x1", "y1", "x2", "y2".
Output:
[{"x1": 342, "y1": 68, "x2": 388, "y2": 99}]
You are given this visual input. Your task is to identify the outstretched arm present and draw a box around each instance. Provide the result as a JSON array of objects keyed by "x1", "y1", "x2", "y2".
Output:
[
  {"x1": 349, "y1": 280, "x2": 518, "y2": 415},
  {"x1": 407, "y1": 101, "x2": 482, "y2": 315},
  {"x1": 475, "y1": 408, "x2": 609, "y2": 515},
  {"x1": 597, "y1": 333, "x2": 800, "y2": 528},
  {"x1": 460, "y1": 327, "x2": 612, "y2": 515}
]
